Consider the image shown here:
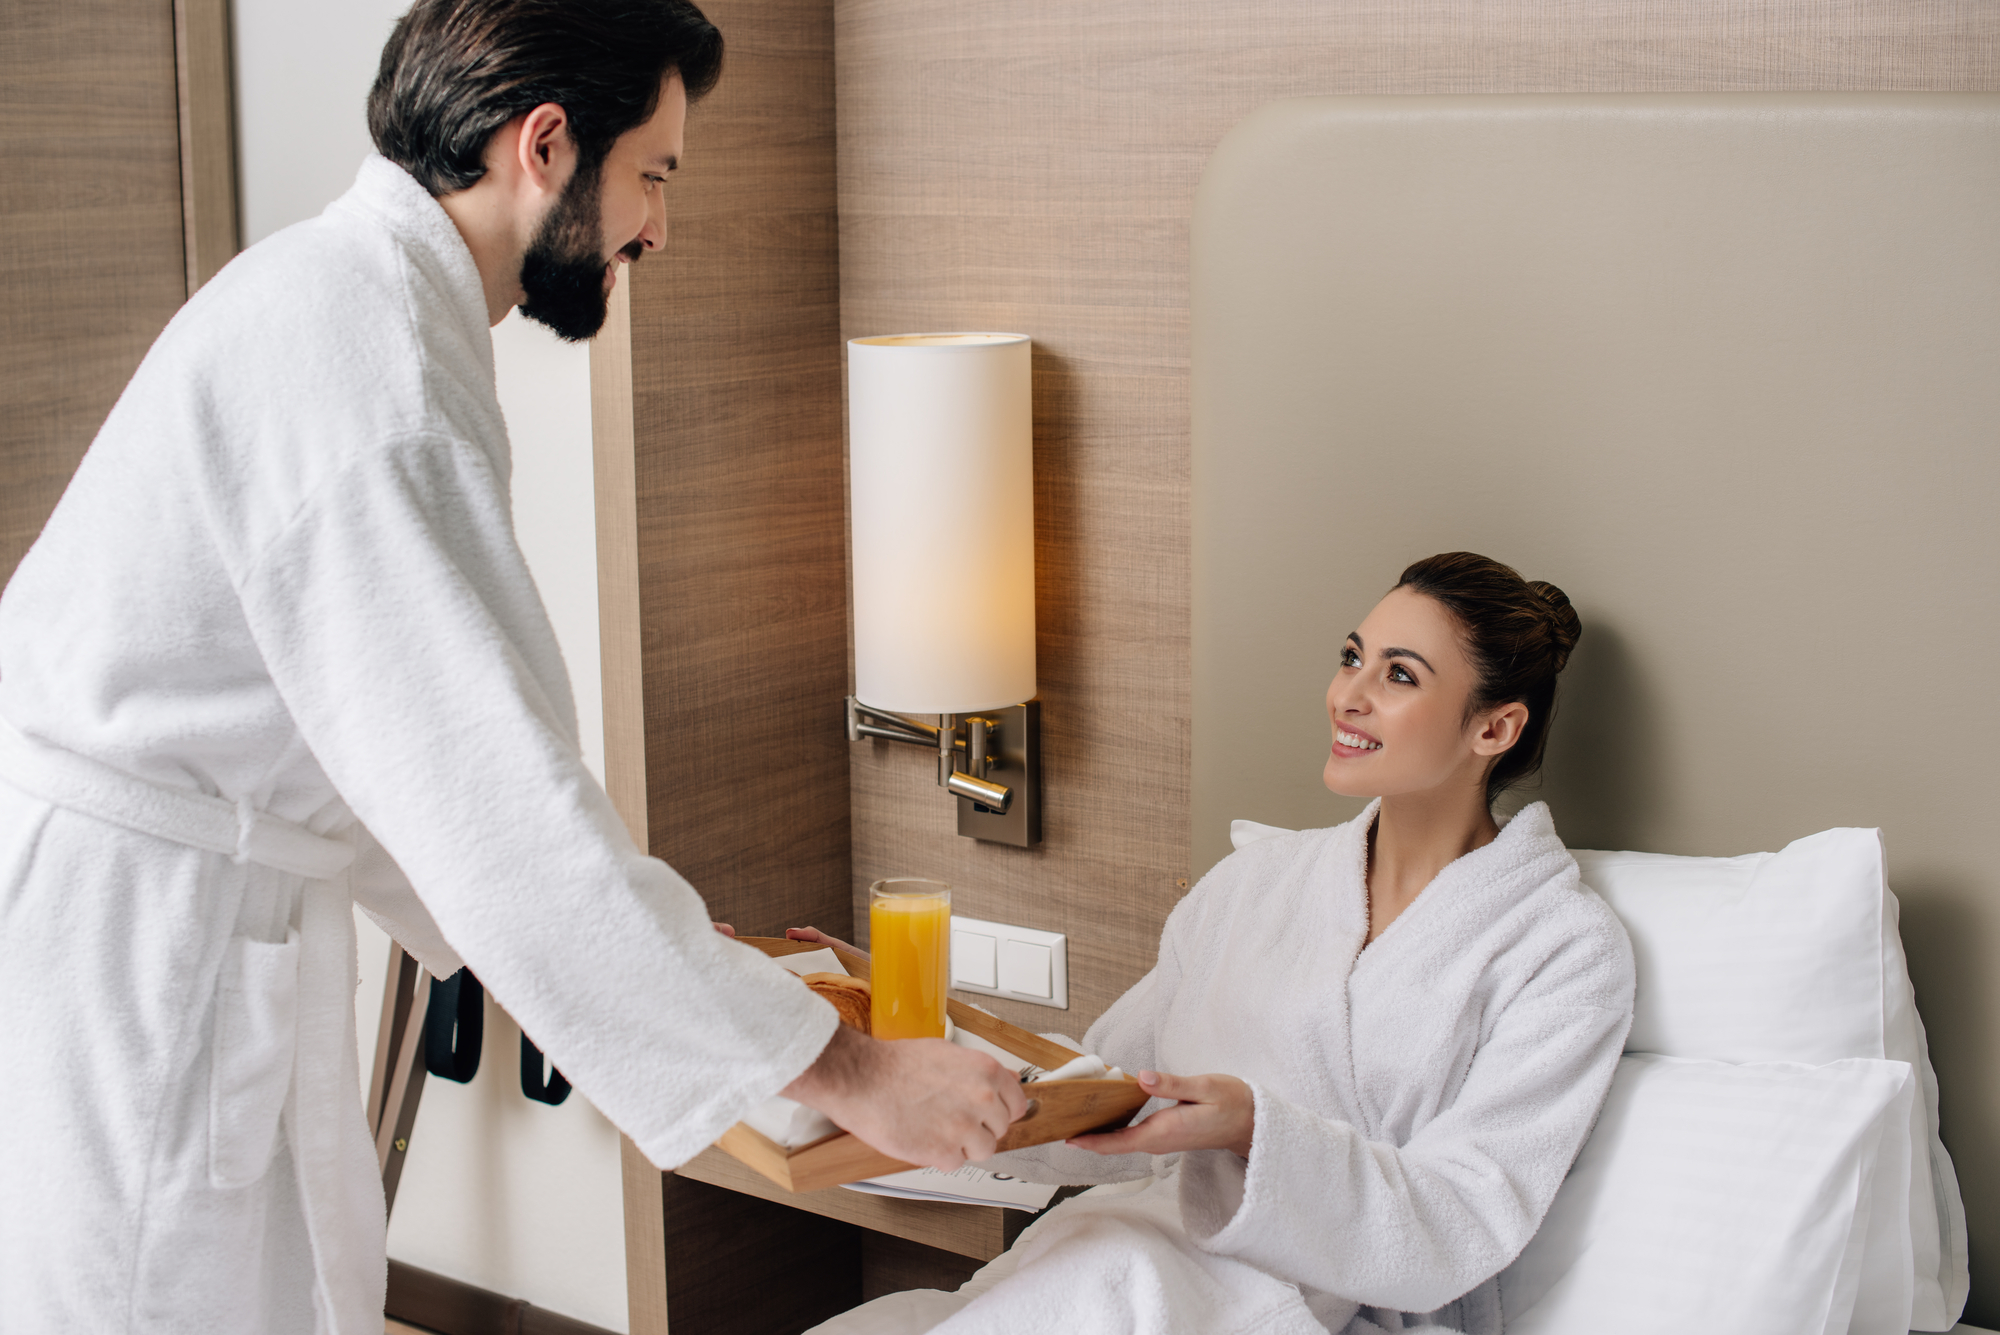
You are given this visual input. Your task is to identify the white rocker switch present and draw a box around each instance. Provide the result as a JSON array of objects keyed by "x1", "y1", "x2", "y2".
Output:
[
  {"x1": 950, "y1": 915, "x2": 1068, "y2": 1009},
  {"x1": 998, "y1": 940, "x2": 1052, "y2": 999},
  {"x1": 951, "y1": 930, "x2": 998, "y2": 989}
]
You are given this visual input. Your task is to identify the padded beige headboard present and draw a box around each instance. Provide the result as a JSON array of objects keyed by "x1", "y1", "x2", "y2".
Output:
[{"x1": 1190, "y1": 92, "x2": 2000, "y2": 1294}]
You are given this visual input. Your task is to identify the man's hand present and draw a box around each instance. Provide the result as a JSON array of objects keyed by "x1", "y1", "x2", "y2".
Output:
[
  {"x1": 783, "y1": 1025, "x2": 1027, "y2": 1171},
  {"x1": 1067, "y1": 1070, "x2": 1254, "y2": 1160}
]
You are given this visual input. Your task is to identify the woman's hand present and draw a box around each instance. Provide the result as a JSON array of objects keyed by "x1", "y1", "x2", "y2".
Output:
[
  {"x1": 1067, "y1": 1071, "x2": 1254, "y2": 1161},
  {"x1": 786, "y1": 925, "x2": 866, "y2": 957}
]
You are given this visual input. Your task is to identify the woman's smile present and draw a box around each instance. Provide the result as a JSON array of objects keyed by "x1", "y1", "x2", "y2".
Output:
[{"x1": 1333, "y1": 725, "x2": 1383, "y2": 756}]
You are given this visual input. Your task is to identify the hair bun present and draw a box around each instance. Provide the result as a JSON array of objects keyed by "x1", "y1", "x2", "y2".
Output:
[{"x1": 1528, "y1": 580, "x2": 1582, "y2": 673}]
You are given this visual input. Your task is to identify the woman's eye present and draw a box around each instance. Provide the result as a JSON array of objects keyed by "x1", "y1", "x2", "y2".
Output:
[
  {"x1": 1340, "y1": 648, "x2": 1360, "y2": 668},
  {"x1": 1389, "y1": 664, "x2": 1415, "y2": 684}
]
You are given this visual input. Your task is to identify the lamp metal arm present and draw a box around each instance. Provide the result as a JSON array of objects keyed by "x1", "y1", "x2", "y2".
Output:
[{"x1": 844, "y1": 697, "x2": 1012, "y2": 812}]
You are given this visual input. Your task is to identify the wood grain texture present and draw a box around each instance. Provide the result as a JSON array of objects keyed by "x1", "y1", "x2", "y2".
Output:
[
  {"x1": 594, "y1": 263, "x2": 674, "y2": 1335},
  {"x1": 833, "y1": 0, "x2": 2000, "y2": 1051},
  {"x1": 660, "y1": 1172, "x2": 862, "y2": 1334},
  {"x1": 860, "y1": 1232, "x2": 984, "y2": 1305},
  {"x1": 676, "y1": 1145, "x2": 1021, "y2": 1263},
  {"x1": 591, "y1": 276, "x2": 648, "y2": 851},
  {"x1": 617, "y1": 1136, "x2": 668, "y2": 1335},
  {"x1": 1, "y1": 0, "x2": 187, "y2": 588},
  {"x1": 615, "y1": 0, "x2": 853, "y2": 1323},
  {"x1": 172, "y1": 0, "x2": 238, "y2": 291},
  {"x1": 627, "y1": 0, "x2": 851, "y2": 941},
  {"x1": 387, "y1": 1258, "x2": 621, "y2": 1335}
]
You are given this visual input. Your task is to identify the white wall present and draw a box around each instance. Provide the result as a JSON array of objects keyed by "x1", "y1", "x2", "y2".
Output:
[{"x1": 233, "y1": 6, "x2": 628, "y2": 1329}]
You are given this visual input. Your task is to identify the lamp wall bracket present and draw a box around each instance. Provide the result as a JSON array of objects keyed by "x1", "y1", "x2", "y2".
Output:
[{"x1": 845, "y1": 697, "x2": 1041, "y2": 847}]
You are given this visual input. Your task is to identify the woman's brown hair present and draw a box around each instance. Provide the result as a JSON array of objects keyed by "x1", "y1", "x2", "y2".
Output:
[{"x1": 1394, "y1": 552, "x2": 1582, "y2": 806}]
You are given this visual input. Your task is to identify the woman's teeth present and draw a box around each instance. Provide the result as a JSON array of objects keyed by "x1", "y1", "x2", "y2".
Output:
[{"x1": 1337, "y1": 729, "x2": 1381, "y2": 751}]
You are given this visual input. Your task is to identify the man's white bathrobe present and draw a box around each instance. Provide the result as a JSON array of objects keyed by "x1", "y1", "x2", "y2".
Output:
[
  {"x1": 0, "y1": 156, "x2": 837, "y2": 1333},
  {"x1": 819, "y1": 801, "x2": 1633, "y2": 1335}
]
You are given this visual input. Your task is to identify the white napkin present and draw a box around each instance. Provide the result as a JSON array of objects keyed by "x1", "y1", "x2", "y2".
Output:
[
  {"x1": 741, "y1": 947, "x2": 850, "y2": 1147},
  {"x1": 741, "y1": 1095, "x2": 840, "y2": 1150},
  {"x1": 1030, "y1": 1053, "x2": 1126, "y2": 1083},
  {"x1": 773, "y1": 946, "x2": 848, "y2": 978}
]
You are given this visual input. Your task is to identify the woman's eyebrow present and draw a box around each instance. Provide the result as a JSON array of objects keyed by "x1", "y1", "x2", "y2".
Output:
[
  {"x1": 1346, "y1": 632, "x2": 1363, "y2": 650},
  {"x1": 1382, "y1": 647, "x2": 1435, "y2": 673}
]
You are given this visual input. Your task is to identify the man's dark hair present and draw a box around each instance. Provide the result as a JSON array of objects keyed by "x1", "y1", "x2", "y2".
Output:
[{"x1": 368, "y1": 0, "x2": 723, "y2": 196}]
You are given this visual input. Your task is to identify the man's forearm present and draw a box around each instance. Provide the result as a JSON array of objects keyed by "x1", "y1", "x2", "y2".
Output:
[{"x1": 782, "y1": 1018, "x2": 872, "y2": 1107}]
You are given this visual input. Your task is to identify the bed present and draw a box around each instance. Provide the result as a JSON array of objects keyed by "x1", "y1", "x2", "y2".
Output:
[{"x1": 1190, "y1": 95, "x2": 2000, "y2": 1333}]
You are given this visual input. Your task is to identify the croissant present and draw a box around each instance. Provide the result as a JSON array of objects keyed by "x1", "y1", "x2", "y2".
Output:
[{"x1": 801, "y1": 972, "x2": 872, "y2": 1035}]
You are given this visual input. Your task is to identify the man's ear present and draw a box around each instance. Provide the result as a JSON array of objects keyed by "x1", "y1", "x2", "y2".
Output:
[
  {"x1": 515, "y1": 102, "x2": 574, "y2": 195},
  {"x1": 1471, "y1": 701, "x2": 1529, "y2": 758}
]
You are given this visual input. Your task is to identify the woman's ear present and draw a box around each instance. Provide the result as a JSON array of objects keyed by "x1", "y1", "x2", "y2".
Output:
[{"x1": 1471, "y1": 701, "x2": 1529, "y2": 757}]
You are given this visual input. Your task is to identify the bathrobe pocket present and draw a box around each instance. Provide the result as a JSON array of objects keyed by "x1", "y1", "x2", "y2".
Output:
[{"x1": 208, "y1": 929, "x2": 301, "y2": 1189}]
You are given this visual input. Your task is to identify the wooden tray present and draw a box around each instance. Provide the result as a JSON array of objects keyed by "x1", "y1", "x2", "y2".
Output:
[{"x1": 716, "y1": 936, "x2": 1148, "y2": 1193}]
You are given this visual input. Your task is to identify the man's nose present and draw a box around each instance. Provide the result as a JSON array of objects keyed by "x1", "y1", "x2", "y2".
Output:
[{"x1": 640, "y1": 189, "x2": 668, "y2": 251}]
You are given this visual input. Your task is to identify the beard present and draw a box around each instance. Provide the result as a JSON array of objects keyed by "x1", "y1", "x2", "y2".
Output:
[{"x1": 518, "y1": 155, "x2": 616, "y2": 342}]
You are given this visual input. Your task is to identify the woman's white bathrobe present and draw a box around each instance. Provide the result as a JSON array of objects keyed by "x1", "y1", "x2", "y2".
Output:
[
  {"x1": 0, "y1": 156, "x2": 836, "y2": 1333},
  {"x1": 822, "y1": 801, "x2": 1633, "y2": 1335}
]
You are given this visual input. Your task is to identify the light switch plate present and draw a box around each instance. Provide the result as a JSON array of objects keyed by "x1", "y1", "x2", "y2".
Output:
[{"x1": 950, "y1": 914, "x2": 1067, "y2": 1009}]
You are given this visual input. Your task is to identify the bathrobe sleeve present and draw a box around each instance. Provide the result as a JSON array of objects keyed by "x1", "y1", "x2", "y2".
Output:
[
  {"x1": 234, "y1": 430, "x2": 837, "y2": 1170},
  {"x1": 350, "y1": 822, "x2": 464, "y2": 979},
  {"x1": 984, "y1": 937, "x2": 1182, "y2": 1185},
  {"x1": 1178, "y1": 922, "x2": 1633, "y2": 1312}
]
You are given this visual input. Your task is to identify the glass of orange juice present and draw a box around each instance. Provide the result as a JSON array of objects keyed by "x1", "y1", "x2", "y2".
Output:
[{"x1": 868, "y1": 878, "x2": 951, "y2": 1040}]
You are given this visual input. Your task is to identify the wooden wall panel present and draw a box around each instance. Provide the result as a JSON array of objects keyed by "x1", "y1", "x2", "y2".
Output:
[
  {"x1": 627, "y1": 0, "x2": 851, "y2": 940},
  {"x1": 615, "y1": 0, "x2": 852, "y2": 1323},
  {"x1": 1, "y1": 0, "x2": 188, "y2": 587},
  {"x1": 837, "y1": 3, "x2": 2000, "y2": 1314},
  {"x1": 659, "y1": 1174, "x2": 862, "y2": 1334},
  {"x1": 173, "y1": 0, "x2": 239, "y2": 291}
]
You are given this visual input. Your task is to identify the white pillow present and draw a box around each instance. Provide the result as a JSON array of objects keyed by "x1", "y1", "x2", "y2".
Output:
[
  {"x1": 1573, "y1": 832, "x2": 1968, "y2": 1330},
  {"x1": 1501, "y1": 1055, "x2": 1915, "y2": 1335},
  {"x1": 1229, "y1": 818, "x2": 1295, "y2": 851},
  {"x1": 1225, "y1": 818, "x2": 1969, "y2": 1329}
]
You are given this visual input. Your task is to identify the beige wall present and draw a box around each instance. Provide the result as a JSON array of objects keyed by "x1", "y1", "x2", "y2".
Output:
[{"x1": 835, "y1": 0, "x2": 2000, "y2": 1319}]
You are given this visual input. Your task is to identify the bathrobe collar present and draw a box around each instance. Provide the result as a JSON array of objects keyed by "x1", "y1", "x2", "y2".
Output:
[
  {"x1": 1347, "y1": 798, "x2": 1568, "y2": 961},
  {"x1": 332, "y1": 154, "x2": 498, "y2": 393}
]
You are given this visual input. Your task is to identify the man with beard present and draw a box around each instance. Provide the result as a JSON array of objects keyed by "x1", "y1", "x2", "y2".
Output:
[{"x1": 0, "y1": 1, "x2": 1026, "y2": 1330}]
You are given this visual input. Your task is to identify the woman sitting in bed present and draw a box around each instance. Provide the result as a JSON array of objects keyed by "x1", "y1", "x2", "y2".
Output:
[{"x1": 804, "y1": 551, "x2": 1636, "y2": 1335}]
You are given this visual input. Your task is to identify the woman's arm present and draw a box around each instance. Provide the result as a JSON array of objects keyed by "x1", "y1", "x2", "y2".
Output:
[{"x1": 1178, "y1": 968, "x2": 1631, "y2": 1312}]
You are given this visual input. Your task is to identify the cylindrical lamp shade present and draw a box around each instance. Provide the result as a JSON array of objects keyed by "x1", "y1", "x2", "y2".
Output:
[{"x1": 848, "y1": 333, "x2": 1035, "y2": 715}]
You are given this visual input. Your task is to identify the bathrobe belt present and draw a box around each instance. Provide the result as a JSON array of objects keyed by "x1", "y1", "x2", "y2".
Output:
[
  {"x1": 0, "y1": 717, "x2": 355, "y2": 880},
  {"x1": 0, "y1": 715, "x2": 378, "y2": 1331}
]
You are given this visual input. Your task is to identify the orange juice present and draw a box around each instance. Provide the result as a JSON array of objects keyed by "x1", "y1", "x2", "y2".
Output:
[{"x1": 869, "y1": 880, "x2": 950, "y2": 1040}]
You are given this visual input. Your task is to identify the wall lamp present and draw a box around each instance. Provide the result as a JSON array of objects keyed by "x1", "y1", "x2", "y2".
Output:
[{"x1": 845, "y1": 333, "x2": 1040, "y2": 847}]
